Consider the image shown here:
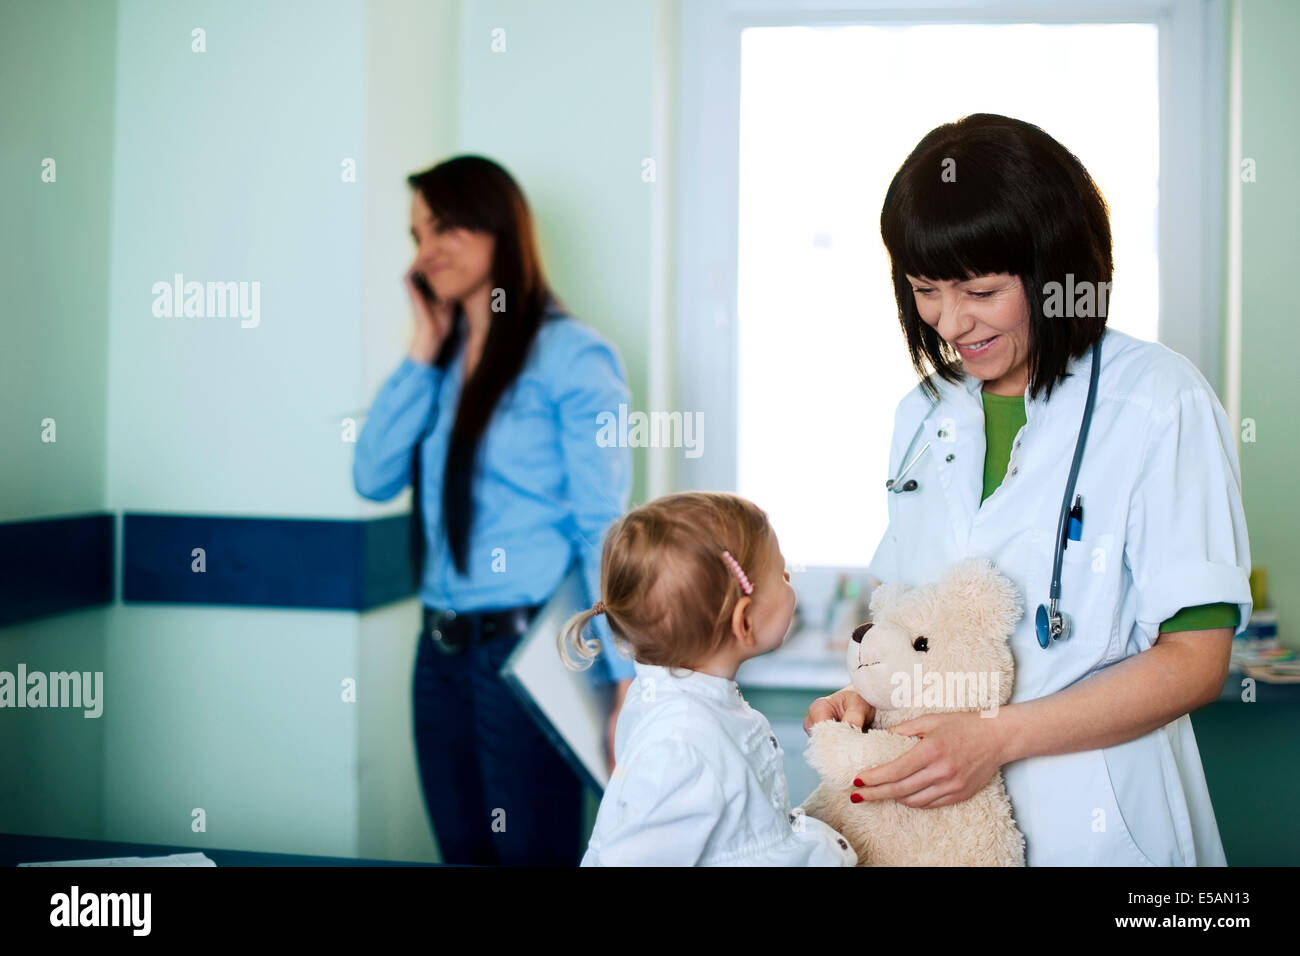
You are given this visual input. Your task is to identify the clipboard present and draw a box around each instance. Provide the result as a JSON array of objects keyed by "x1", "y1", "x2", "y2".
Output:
[{"x1": 499, "y1": 564, "x2": 617, "y2": 793}]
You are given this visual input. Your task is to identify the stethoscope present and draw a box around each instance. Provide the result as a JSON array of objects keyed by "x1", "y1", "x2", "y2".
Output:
[{"x1": 884, "y1": 340, "x2": 1103, "y2": 649}]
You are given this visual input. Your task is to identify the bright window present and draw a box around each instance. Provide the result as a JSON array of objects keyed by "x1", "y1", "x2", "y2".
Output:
[{"x1": 734, "y1": 22, "x2": 1159, "y2": 568}]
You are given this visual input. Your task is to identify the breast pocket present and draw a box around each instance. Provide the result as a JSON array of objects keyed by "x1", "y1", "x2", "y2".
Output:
[
  {"x1": 1060, "y1": 531, "x2": 1111, "y2": 572},
  {"x1": 1027, "y1": 528, "x2": 1121, "y2": 661}
]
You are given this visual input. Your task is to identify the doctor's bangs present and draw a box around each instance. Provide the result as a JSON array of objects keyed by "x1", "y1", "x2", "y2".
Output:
[{"x1": 880, "y1": 113, "x2": 1112, "y2": 401}]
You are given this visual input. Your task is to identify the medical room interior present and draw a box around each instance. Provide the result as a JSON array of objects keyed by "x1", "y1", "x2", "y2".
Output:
[{"x1": 1, "y1": 0, "x2": 1297, "y2": 869}]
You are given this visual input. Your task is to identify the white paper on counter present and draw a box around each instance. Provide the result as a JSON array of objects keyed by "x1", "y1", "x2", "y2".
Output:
[{"x1": 19, "y1": 852, "x2": 216, "y2": 867}]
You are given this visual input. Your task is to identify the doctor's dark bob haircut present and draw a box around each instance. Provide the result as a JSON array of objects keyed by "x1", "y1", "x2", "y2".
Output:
[{"x1": 880, "y1": 113, "x2": 1112, "y2": 402}]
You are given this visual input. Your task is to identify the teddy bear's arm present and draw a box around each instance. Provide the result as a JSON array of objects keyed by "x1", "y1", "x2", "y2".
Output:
[{"x1": 804, "y1": 720, "x2": 916, "y2": 787}]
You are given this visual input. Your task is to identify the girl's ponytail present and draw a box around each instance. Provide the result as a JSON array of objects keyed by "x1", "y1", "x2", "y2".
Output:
[{"x1": 557, "y1": 605, "x2": 606, "y2": 671}]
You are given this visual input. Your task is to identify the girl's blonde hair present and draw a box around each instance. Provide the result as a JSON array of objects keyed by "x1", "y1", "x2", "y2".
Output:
[{"x1": 557, "y1": 491, "x2": 775, "y2": 675}]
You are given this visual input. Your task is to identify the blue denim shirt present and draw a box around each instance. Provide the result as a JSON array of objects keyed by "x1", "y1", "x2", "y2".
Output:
[{"x1": 353, "y1": 305, "x2": 635, "y2": 683}]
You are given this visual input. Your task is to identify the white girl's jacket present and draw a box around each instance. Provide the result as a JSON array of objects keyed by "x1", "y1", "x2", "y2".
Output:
[
  {"x1": 869, "y1": 327, "x2": 1252, "y2": 866},
  {"x1": 581, "y1": 661, "x2": 858, "y2": 866}
]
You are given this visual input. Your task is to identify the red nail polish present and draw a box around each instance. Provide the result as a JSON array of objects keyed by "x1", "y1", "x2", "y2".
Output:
[
  {"x1": 853, "y1": 778, "x2": 863, "y2": 787},
  {"x1": 850, "y1": 793, "x2": 863, "y2": 803}
]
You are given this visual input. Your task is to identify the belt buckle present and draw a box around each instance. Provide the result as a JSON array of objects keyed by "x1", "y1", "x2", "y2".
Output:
[{"x1": 426, "y1": 608, "x2": 466, "y2": 655}]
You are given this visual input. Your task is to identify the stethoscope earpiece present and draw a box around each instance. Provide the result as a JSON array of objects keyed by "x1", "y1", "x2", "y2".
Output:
[{"x1": 886, "y1": 441, "x2": 931, "y2": 494}]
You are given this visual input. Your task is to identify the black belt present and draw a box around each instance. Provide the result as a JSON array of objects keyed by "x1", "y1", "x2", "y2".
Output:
[{"x1": 422, "y1": 603, "x2": 543, "y2": 655}]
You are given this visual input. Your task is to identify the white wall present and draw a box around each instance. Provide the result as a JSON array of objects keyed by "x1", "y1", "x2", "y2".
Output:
[{"x1": 100, "y1": 0, "x2": 457, "y2": 859}]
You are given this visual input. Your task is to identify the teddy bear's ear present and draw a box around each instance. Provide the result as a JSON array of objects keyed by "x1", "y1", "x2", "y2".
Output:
[
  {"x1": 936, "y1": 557, "x2": 1022, "y2": 638},
  {"x1": 867, "y1": 581, "x2": 907, "y2": 618}
]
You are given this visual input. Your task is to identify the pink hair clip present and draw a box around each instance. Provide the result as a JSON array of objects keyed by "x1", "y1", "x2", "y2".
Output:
[{"x1": 721, "y1": 550, "x2": 753, "y2": 595}]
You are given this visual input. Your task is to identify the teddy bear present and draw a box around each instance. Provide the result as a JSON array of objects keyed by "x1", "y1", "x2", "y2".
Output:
[{"x1": 796, "y1": 557, "x2": 1026, "y2": 866}]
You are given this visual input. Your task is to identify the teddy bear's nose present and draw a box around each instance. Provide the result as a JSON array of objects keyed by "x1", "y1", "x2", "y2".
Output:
[{"x1": 851, "y1": 622, "x2": 873, "y2": 644}]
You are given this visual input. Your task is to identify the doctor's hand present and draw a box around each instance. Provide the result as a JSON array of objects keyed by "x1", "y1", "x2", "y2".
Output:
[
  {"x1": 606, "y1": 678, "x2": 633, "y2": 772},
  {"x1": 852, "y1": 711, "x2": 1011, "y2": 809},
  {"x1": 803, "y1": 685, "x2": 875, "y2": 735}
]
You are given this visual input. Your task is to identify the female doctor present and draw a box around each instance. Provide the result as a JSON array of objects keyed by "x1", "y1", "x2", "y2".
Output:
[{"x1": 804, "y1": 113, "x2": 1252, "y2": 866}]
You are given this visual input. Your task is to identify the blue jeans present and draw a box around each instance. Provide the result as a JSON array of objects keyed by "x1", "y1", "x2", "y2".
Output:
[{"x1": 412, "y1": 615, "x2": 585, "y2": 865}]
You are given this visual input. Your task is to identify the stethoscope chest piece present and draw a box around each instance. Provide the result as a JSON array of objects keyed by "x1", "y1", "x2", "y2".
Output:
[{"x1": 1035, "y1": 600, "x2": 1070, "y2": 647}]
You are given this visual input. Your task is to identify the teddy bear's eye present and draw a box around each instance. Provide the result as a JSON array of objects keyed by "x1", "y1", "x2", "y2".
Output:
[{"x1": 912, "y1": 636, "x2": 929, "y2": 652}]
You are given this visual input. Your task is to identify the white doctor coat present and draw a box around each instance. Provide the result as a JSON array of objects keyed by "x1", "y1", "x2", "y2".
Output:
[
  {"x1": 868, "y1": 327, "x2": 1252, "y2": 866},
  {"x1": 581, "y1": 662, "x2": 859, "y2": 866}
]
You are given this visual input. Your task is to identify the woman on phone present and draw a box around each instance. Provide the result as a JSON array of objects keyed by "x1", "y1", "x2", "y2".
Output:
[{"x1": 353, "y1": 155, "x2": 635, "y2": 866}]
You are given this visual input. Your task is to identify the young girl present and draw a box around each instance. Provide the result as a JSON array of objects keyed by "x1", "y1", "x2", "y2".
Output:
[{"x1": 558, "y1": 491, "x2": 858, "y2": 866}]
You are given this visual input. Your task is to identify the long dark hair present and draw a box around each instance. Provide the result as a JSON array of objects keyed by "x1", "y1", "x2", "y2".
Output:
[
  {"x1": 406, "y1": 156, "x2": 557, "y2": 581},
  {"x1": 879, "y1": 113, "x2": 1112, "y2": 402}
]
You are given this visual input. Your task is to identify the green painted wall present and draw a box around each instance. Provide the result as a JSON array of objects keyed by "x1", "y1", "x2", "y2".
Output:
[
  {"x1": 0, "y1": 0, "x2": 114, "y2": 524},
  {"x1": 0, "y1": 0, "x2": 117, "y2": 841},
  {"x1": 1238, "y1": 0, "x2": 1300, "y2": 644},
  {"x1": 455, "y1": 0, "x2": 678, "y2": 508}
]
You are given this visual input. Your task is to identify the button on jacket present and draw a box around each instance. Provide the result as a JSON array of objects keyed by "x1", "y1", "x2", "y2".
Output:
[
  {"x1": 353, "y1": 304, "x2": 635, "y2": 682},
  {"x1": 868, "y1": 327, "x2": 1252, "y2": 866},
  {"x1": 582, "y1": 661, "x2": 858, "y2": 866}
]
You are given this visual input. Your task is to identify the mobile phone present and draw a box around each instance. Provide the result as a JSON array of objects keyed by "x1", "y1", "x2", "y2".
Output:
[{"x1": 412, "y1": 270, "x2": 437, "y2": 302}]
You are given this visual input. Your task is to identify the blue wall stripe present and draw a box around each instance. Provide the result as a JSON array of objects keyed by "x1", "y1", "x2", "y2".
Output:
[
  {"x1": 0, "y1": 513, "x2": 114, "y2": 627},
  {"x1": 124, "y1": 513, "x2": 417, "y2": 611}
]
